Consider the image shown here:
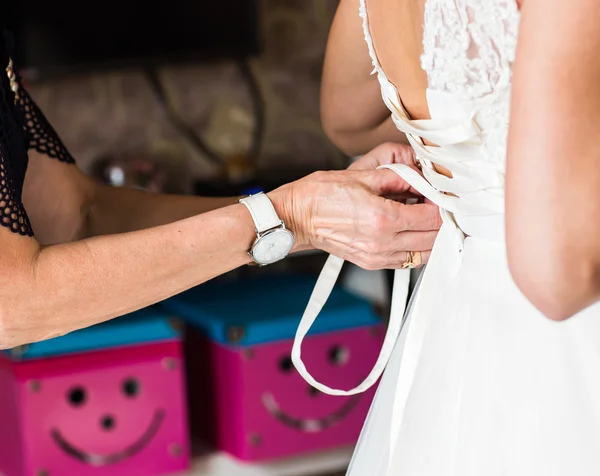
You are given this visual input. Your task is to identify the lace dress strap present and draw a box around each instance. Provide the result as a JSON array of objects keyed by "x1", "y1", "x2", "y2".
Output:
[
  {"x1": 0, "y1": 29, "x2": 76, "y2": 237},
  {"x1": 3, "y1": 30, "x2": 76, "y2": 165}
]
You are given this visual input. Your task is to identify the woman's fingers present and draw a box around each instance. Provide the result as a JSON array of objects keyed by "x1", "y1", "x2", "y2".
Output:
[
  {"x1": 287, "y1": 161, "x2": 442, "y2": 272},
  {"x1": 358, "y1": 168, "x2": 414, "y2": 196},
  {"x1": 391, "y1": 202, "x2": 442, "y2": 232},
  {"x1": 355, "y1": 166, "x2": 430, "y2": 203},
  {"x1": 388, "y1": 250, "x2": 431, "y2": 269},
  {"x1": 352, "y1": 249, "x2": 432, "y2": 271},
  {"x1": 320, "y1": 231, "x2": 435, "y2": 271},
  {"x1": 348, "y1": 142, "x2": 416, "y2": 171},
  {"x1": 365, "y1": 199, "x2": 441, "y2": 238},
  {"x1": 393, "y1": 230, "x2": 438, "y2": 252}
]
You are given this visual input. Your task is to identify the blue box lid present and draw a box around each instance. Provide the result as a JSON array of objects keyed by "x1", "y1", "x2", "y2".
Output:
[
  {"x1": 160, "y1": 274, "x2": 380, "y2": 347},
  {"x1": 4, "y1": 306, "x2": 181, "y2": 361}
]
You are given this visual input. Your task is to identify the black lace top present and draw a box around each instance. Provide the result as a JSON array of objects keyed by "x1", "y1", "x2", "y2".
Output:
[{"x1": 0, "y1": 28, "x2": 75, "y2": 237}]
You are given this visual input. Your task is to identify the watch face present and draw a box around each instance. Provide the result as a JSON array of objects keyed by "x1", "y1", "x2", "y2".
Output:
[{"x1": 251, "y1": 229, "x2": 295, "y2": 265}]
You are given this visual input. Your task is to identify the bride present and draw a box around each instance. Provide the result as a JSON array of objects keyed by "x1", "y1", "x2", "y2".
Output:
[{"x1": 292, "y1": 0, "x2": 600, "y2": 474}]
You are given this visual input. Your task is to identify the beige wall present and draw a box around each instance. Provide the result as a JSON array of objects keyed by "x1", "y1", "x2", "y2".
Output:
[{"x1": 25, "y1": 0, "x2": 344, "y2": 187}]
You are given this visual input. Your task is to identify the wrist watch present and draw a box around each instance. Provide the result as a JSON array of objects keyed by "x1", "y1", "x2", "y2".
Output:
[{"x1": 239, "y1": 192, "x2": 295, "y2": 266}]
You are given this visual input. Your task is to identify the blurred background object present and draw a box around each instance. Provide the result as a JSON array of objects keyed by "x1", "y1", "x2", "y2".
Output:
[
  {"x1": 0, "y1": 308, "x2": 190, "y2": 476},
  {"x1": 162, "y1": 274, "x2": 383, "y2": 462},
  {"x1": 92, "y1": 154, "x2": 170, "y2": 192},
  {"x1": 7, "y1": 0, "x2": 345, "y2": 184}
]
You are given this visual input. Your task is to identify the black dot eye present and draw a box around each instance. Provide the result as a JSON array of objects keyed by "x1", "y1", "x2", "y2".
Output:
[
  {"x1": 101, "y1": 415, "x2": 116, "y2": 431},
  {"x1": 308, "y1": 385, "x2": 320, "y2": 397},
  {"x1": 122, "y1": 378, "x2": 140, "y2": 398},
  {"x1": 278, "y1": 356, "x2": 294, "y2": 373},
  {"x1": 328, "y1": 345, "x2": 350, "y2": 366},
  {"x1": 67, "y1": 386, "x2": 87, "y2": 407}
]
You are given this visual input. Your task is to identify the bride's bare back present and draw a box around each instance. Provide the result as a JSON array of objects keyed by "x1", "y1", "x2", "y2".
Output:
[
  {"x1": 367, "y1": 0, "x2": 524, "y2": 122},
  {"x1": 365, "y1": 0, "x2": 443, "y2": 171},
  {"x1": 350, "y1": 0, "x2": 524, "y2": 179}
]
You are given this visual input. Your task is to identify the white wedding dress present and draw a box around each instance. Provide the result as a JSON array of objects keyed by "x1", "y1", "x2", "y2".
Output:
[{"x1": 291, "y1": 1, "x2": 600, "y2": 475}]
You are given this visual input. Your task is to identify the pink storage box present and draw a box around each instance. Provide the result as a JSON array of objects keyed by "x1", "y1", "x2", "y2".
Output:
[
  {"x1": 163, "y1": 274, "x2": 384, "y2": 461},
  {"x1": 0, "y1": 341, "x2": 190, "y2": 476}
]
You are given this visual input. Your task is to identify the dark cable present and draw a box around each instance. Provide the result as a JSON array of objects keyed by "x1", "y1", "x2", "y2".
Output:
[
  {"x1": 144, "y1": 61, "x2": 265, "y2": 170},
  {"x1": 235, "y1": 60, "x2": 265, "y2": 164},
  {"x1": 144, "y1": 66, "x2": 225, "y2": 167}
]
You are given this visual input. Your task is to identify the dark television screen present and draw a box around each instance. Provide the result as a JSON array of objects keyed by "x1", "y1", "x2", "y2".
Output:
[{"x1": 9, "y1": 0, "x2": 260, "y2": 77}]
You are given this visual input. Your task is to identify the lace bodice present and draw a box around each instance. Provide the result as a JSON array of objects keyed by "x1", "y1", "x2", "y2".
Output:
[
  {"x1": 0, "y1": 28, "x2": 76, "y2": 237},
  {"x1": 421, "y1": 0, "x2": 520, "y2": 101}
]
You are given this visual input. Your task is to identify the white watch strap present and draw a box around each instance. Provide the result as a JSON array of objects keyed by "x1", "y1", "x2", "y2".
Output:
[{"x1": 239, "y1": 192, "x2": 283, "y2": 233}]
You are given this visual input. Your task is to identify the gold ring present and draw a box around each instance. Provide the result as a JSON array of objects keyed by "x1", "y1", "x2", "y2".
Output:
[
  {"x1": 402, "y1": 251, "x2": 422, "y2": 269},
  {"x1": 402, "y1": 251, "x2": 416, "y2": 269}
]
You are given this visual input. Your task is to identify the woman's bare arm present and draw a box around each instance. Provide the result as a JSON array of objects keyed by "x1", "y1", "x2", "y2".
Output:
[
  {"x1": 0, "y1": 202, "x2": 258, "y2": 348},
  {"x1": 506, "y1": 0, "x2": 600, "y2": 320},
  {"x1": 22, "y1": 150, "x2": 241, "y2": 244},
  {"x1": 321, "y1": 0, "x2": 407, "y2": 156},
  {"x1": 2, "y1": 143, "x2": 441, "y2": 349}
]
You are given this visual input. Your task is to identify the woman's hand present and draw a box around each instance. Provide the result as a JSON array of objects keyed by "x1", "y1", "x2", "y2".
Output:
[
  {"x1": 271, "y1": 143, "x2": 441, "y2": 270},
  {"x1": 347, "y1": 141, "x2": 417, "y2": 171}
]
